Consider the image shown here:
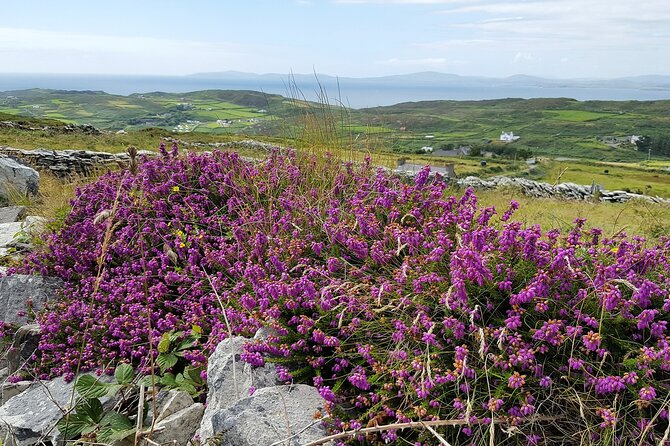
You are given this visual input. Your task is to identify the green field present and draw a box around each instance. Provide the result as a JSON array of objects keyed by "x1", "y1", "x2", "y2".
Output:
[
  {"x1": 355, "y1": 97, "x2": 670, "y2": 161},
  {"x1": 1, "y1": 90, "x2": 669, "y2": 201}
]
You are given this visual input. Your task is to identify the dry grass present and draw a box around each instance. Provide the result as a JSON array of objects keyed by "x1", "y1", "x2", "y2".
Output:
[{"x1": 474, "y1": 187, "x2": 670, "y2": 241}]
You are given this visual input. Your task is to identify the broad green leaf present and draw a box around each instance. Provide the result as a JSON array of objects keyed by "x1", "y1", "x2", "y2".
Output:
[
  {"x1": 174, "y1": 373, "x2": 199, "y2": 395},
  {"x1": 139, "y1": 375, "x2": 157, "y2": 388},
  {"x1": 100, "y1": 410, "x2": 134, "y2": 430},
  {"x1": 160, "y1": 373, "x2": 177, "y2": 388},
  {"x1": 169, "y1": 331, "x2": 181, "y2": 342},
  {"x1": 177, "y1": 337, "x2": 196, "y2": 351},
  {"x1": 157, "y1": 352, "x2": 178, "y2": 372},
  {"x1": 82, "y1": 425, "x2": 98, "y2": 435},
  {"x1": 75, "y1": 375, "x2": 114, "y2": 399},
  {"x1": 185, "y1": 366, "x2": 205, "y2": 385},
  {"x1": 104, "y1": 427, "x2": 137, "y2": 442},
  {"x1": 191, "y1": 324, "x2": 202, "y2": 335},
  {"x1": 115, "y1": 363, "x2": 135, "y2": 385},
  {"x1": 157, "y1": 333, "x2": 171, "y2": 353},
  {"x1": 56, "y1": 412, "x2": 90, "y2": 440},
  {"x1": 178, "y1": 381, "x2": 198, "y2": 396},
  {"x1": 98, "y1": 412, "x2": 136, "y2": 443},
  {"x1": 77, "y1": 397, "x2": 104, "y2": 423}
]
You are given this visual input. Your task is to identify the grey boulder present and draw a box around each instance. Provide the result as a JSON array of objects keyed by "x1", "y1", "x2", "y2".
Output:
[
  {"x1": 0, "y1": 157, "x2": 39, "y2": 201},
  {"x1": 145, "y1": 389, "x2": 194, "y2": 425},
  {"x1": 199, "y1": 336, "x2": 278, "y2": 439},
  {"x1": 0, "y1": 374, "x2": 111, "y2": 446},
  {"x1": 145, "y1": 403, "x2": 204, "y2": 446},
  {"x1": 0, "y1": 206, "x2": 26, "y2": 224},
  {"x1": 208, "y1": 384, "x2": 329, "y2": 446},
  {"x1": 0, "y1": 274, "x2": 62, "y2": 325}
]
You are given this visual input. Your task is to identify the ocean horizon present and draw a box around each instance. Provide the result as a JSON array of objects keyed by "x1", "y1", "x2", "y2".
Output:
[{"x1": 2, "y1": 73, "x2": 670, "y2": 109}]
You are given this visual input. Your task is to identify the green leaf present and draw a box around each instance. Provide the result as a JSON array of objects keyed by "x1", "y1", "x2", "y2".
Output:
[
  {"x1": 98, "y1": 412, "x2": 136, "y2": 442},
  {"x1": 178, "y1": 381, "x2": 198, "y2": 396},
  {"x1": 158, "y1": 333, "x2": 171, "y2": 353},
  {"x1": 104, "y1": 427, "x2": 138, "y2": 442},
  {"x1": 115, "y1": 363, "x2": 135, "y2": 385},
  {"x1": 75, "y1": 375, "x2": 114, "y2": 399},
  {"x1": 191, "y1": 324, "x2": 202, "y2": 335},
  {"x1": 139, "y1": 375, "x2": 157, "y2": 388},
  {"x1": 56, "y1": 412, "x2": 91, "y2": 440},
  {"x1": 77, "y1": 397, "x2": 104, "y2": 423},
  {"x1": 185, "y1": 366, "x2": 205, "y2": 385},
  {"x1": 157, "y1": 352, "x2": 178, "y2": 373},
  {"x1": 174, "y1": 373, "x2": 199, "y2": 396},
  {"x1": 100, "y1": 410, "x2": 135, "y2": 430},
  {"x1": 176, "y1": 337, "x2": 196, "y2": 351},
  {"x1": 160, "y1": 372, "x2": 177, "y2": 388}
]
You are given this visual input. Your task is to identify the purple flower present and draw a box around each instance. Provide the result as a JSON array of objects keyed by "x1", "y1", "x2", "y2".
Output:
[
  {"x1": 639, "y1": 386, "x2": 656, "y2": 401},
  {"x1": 508, "y1": 371, "x2": 526, "y2": 389}
]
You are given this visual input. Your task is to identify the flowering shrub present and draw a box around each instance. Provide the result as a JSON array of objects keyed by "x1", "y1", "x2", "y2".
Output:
[{"x1": 20, "y1": 146, "x2": 670, "y2": 445}]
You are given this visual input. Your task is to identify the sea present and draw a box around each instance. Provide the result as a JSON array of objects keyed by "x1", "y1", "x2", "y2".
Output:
[{"x1": 2, "y1": 73, "x2": 670, "y2": 109}]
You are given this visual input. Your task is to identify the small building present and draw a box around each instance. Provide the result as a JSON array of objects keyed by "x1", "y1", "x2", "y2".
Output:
[
  {"x1": 420, "y1": 146, "x2": 434, "y2": 153},
  {"x1": 500, "y1": 131, "x2": 520, "y2": 142}
]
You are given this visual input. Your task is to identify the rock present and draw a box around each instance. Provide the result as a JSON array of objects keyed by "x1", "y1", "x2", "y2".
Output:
[
  {"x1": 0, "y1": 275, "x2": 62, "y2": 325},
  {"x1": 7, "y1": 324, "x2": 41, "y2": 374},
  {"x1": 0, "y1": 157, "x2": 39, "y2": 202},
  {"x1": 0, "y1": 380, "x2": 31, "y2": 405},
  {"x1": 206, "y1": 384, "x2": 329, "y2": 446},
  {"x1": 0, "y1": 206, "x2": 27, "y2": 224},
  {"x1": 199, "y1": 336, "x2": 278, "y2": 440},
  {"x1": 0, "y1": 221, "x2": 22, "y2": 256},
  {"x1": 0, "y1": 374, "x2": 112, "y2": 446},
  {"x1": 0, "y1": 217, "x2": 47, "y2": 256},
  {"x1": 146, "y1": 389, "x2": 194, "y2": 425},
  {"x1": 146, "y1": 403, "x2": 204, "y2": 446}
]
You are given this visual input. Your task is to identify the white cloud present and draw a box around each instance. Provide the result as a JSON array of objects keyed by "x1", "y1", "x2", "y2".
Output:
[
  {"x1": 379, "y1": 57, "x2": 468, "y2": 70},
  {"x1": 513, "y1": 52, "x2": 533, "y2": 63},
  {"x1": 0, "y1": 27, "x2": 261, "y2": 74},
  {"x1": 0, "y1": 27, "x2": 239, "y2": 55},
  {"x1": 382, "y1": 57, "x2": 447, "y2": 65},
  {"x1": 334, "y1": 0, "x2": 477, "y2": 4}
]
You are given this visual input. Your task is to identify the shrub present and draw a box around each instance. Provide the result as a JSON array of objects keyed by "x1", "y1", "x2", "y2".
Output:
[{"x1": 19, "y1": 145, "x2": 670, "y2": 445}]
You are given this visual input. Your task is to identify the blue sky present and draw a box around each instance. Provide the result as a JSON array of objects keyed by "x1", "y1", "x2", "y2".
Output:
[{"x1": 1, "y1": 0, "x2": 668, "y2": 78}]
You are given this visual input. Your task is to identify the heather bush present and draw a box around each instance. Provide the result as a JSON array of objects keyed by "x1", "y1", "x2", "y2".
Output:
[{"x1": 18, "y1": 145, "x2": 670, "y2": 445}]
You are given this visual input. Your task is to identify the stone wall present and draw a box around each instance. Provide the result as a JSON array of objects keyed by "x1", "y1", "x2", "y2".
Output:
[
  {"x1": 454, "y1": 175, "x2": 670, "y2": 204},
  {"x1": 0, "y1": 146, "x2": 145, "y2": 177}
]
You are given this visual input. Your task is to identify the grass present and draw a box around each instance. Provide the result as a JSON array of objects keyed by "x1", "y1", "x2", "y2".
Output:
[
  {"x1": 543, "y1": 160, "x2": 670, "y2": 196},
  {"x1": 543, "y1": 110, "x2": 613, "y2": 122},
  {"x1": 474, "y1": 187, "x2": 670, "y2": 240}
]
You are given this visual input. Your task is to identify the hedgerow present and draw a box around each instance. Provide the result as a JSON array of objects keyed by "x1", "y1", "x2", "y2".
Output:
[{"x1": 18, "y1": 145, "x2": 670, "y2": 445}]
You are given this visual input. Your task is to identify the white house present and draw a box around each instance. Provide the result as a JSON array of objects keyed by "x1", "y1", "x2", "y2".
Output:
[
  {"x1": 500, "y1": 131, "x2": 520, "y2": 142},
  {"x1": 420, "y1": 146, "x2": 434, "y2": 153}
]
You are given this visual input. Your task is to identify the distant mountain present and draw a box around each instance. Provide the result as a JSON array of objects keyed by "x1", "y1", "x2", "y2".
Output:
[{"x1": 190, "y1": 70, "x2": 670, "y2": 90}]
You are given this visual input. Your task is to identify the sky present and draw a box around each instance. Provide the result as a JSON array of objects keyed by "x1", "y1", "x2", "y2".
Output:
[{"x1": 0, "y1": 0, "x2": 668, "y2": 79}]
